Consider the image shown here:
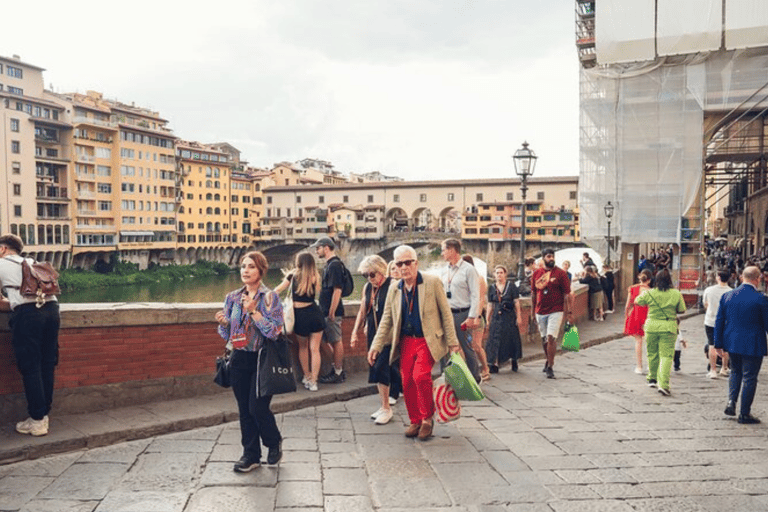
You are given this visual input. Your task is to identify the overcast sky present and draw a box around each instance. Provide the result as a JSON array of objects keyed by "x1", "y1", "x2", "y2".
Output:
[{"x1": 3, "y1": 0, "x2": 579, "y2": 181}]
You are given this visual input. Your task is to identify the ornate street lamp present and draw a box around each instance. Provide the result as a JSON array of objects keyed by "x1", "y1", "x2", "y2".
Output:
[
  {"x1": 513, "y1": 141, "x2": 537, "y2": 283},
  {"x1": 604, "y1": 201, "x2": 614, "y2": 266}
]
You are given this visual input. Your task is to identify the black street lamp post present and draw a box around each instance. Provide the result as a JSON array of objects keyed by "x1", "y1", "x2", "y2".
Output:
[
  {"x1": 604, "y1": 201, "x2": 614, "y2": 266},
  {"x1": 514, "y1": 142, "x2": 537, "y2": 283}
]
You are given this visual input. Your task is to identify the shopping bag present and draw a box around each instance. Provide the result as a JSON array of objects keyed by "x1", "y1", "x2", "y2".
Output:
[
  {"x1": 433, "y1": 378, "x2": 461, "y2": 423},
  {"x1": 255, "y1": 335, "x2": 297, "y2": 397},
  {"x1": 562, "y1": 323, "x2": 580, "y2": 352},
  {"x1": 444, "y1": 351, "x2": 485, "y2": 401}
]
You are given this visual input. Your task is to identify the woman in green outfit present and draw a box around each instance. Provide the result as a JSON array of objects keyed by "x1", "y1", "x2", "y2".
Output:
[{"x1": 635, "y1": 269, "x2": 686, "y2": 396}]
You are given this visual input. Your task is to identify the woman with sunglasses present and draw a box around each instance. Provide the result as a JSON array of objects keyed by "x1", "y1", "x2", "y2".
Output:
[
  {"x1": 351, "y1": 255, "x2": 396, "y2": 424},
  {"x1": 274, "y1": 252, "x2": 325, "y2": 391}
]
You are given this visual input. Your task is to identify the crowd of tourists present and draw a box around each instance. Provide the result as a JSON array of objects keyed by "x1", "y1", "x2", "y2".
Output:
[{"x1": 5, "y1": 229, "x2": 765, "y2": 477}]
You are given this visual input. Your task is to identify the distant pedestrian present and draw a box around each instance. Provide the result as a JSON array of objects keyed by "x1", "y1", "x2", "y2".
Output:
[
  {"x1": 351, "y1": 255, "x2": 397, "y2": 425},
  {"x1": 715, "y1": 266, "x2": 768, "y2": 424},
  {"x1": 311, "y1": 237, "x2": 347, "y2": 384},
  {"x1": 579, "y1": 266, "x2": 604, "y2": 321},
  {"x1": 215, "y1": 251, "x2": 284, "y2": 472},
  {"x1": 517, "y1": 258, "x2": 536, "y2": 297},
  {"x1": 673, "y1": 318, "x2": 688, "y2": 371},
  {"x1": 703, "y1": 269, "x2": 731, "y2": 379},
  {"x1": 562, "y1": 260, "x2": 572, "y2": 281},
  {"x1": 440, "y1": 239, "x2": 482, "y2": 382},
  {"x1": 0, "y1": 234, "x2": 61, "y2": 437},
  {"x1": 369, "y1": 245, "x2": 460, "y2": 440},
  {"x1": 531, "y1": 248, "x2": 574, "y2": 379},
  {"x1": 274, "y1": 252, "x2": 325, "y2": 391},
  {"x1": 624, "y1": 269, "x2": 652, "y2": 374},
  {"x1": 635, "y1": 269, "x2": 686, "y2": 396},
  {"x1": 485, "y1": 265, "x2": 524, "y2": 373},
  {"x1": 462, "y1": 254, "x2": 491, "y2": 381},
  {"x1": 581, "y1": 252, "x2": 595, "y2": 270},
  {"x1": 601, "y1": 264, "x2": 615, "y2": 313}
]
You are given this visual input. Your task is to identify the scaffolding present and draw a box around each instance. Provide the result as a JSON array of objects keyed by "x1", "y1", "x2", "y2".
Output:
[{"x1": 577, "y1": 0, "x2": 768, "y2": 295}]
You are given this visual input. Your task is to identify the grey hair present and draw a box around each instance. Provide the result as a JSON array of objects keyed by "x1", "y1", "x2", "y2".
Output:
[
  {"x1": 358, "y1": 254, "x2": 388, "y2": 276},
  {"x1": 393, "y1": 245, "x2": 417, "y2": 261}
]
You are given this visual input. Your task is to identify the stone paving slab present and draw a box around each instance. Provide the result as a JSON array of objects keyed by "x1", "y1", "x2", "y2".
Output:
[{"x1": 4, "y1": 312, "x2": 768, "y2": 512}]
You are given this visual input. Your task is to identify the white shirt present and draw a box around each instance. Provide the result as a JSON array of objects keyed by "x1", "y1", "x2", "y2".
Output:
[
  {"x1": 702, "y1": 284, "x2": 731, "y2": 327},
  {"x1": 440, "y1": 259, "x2": 481, "y2": 317}
]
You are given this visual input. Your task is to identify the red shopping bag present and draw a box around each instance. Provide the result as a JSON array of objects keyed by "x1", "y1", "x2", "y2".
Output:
[{"x1": 433, "y1": 379, "x2": 461, "y2": 423}]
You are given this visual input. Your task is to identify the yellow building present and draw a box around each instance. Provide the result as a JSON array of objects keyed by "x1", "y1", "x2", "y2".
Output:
[
  {"x1": 0, "y1": 55, "x2": 72, "y2": 266},
  {"x1": 51, "y1": 90, "x2": 179, "y2": 268},
  {"x1": 176, "y1": 141, "x2": 232, "y2": 253}
]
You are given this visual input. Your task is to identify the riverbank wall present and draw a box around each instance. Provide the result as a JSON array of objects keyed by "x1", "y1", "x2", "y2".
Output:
[{"x1": 0, "y1": 286, "x2": 589, "y2": 423}]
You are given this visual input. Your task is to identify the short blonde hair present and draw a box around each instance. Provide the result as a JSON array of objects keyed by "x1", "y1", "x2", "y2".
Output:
[{"x1": 358, "y1": 254, "x2": 388, "y2": 276}]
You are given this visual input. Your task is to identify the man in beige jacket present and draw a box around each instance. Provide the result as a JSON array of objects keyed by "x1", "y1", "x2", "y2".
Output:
[{"x1": 369, "y1": 245, "x2": 460, "y2": 440}]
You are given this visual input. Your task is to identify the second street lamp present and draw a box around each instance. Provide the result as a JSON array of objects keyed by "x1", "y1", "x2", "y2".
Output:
[
  {"x1": 513, "y1": 141, "x2": 538, "y2": 284},
  {"x1": 604, "y1": 201, "x2": 614, "y2": 266}
]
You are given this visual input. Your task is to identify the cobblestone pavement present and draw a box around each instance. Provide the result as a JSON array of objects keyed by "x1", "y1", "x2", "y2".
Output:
[{"x1": 2, "y1": 314, "x2": 767, "y2": 512}]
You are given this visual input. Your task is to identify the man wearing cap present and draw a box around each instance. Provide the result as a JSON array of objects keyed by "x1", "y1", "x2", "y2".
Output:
[
  {"x1": 311, "y1": 237, "x2": 347, "y2": 383},
  {"x1": 439, "y1": 238, "x2": 481, "y2": 382},
  {"x1": 531, "y1": 248, "x2": 573, "y2": 379},
  {"x1": 0, "y1": 234, "x2": 61, "y2": 436}
]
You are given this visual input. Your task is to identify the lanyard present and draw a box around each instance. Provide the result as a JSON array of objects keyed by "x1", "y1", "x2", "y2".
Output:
[
  {"x1": 446, "y1": 260, "x2": 462, "y2": 292},
  {"x1": 403, "y1": 283, "x2": 417, "y2": 318}
]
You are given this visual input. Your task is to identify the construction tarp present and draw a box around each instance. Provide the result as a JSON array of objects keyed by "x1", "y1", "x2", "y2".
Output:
[{"x1": 579, "y1": 50, "x2": 768, "y2": 251}]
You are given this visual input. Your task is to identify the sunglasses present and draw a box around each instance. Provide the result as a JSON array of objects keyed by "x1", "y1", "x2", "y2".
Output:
[
  {"x1": 362, "y1": 272, "x2": 378, "y2": 279},
  {"x1": 395, "y1": 259, "x2": 415, "y2": 268}
]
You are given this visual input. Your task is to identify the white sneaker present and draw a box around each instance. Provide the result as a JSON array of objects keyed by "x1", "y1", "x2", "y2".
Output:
[
  {"x1": 302, "y1": 376, "x2": 309, "y2": 389},
  {"x1": 719, "y1": 369, "x2": 731, "y2": 376},
  {"x1": 307, "y1": 381, "x2": 318, "y2": 392},
  {"x1": 374, "y1": 408, "x2": 393, "y2": 425},
  {"x1": 388, "y1": 396, "x2": 397, "y2": 406},
  {"x1": 370, "y1": 407, "x2": 386, "y2": 420},
  {"x1": 707, "y1": 371, "x2": 718, "y2": 379},
  {"x1": 634, "y1": 367, "x2": 644, "y2": 374},
  {"x1": 16, "y1": 416, "x2": 48, "y2": 436}
]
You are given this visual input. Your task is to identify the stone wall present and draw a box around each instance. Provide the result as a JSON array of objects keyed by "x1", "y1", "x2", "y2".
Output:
[{"x1": 0, "y1": 285, "x2": 589, "y2": 422}]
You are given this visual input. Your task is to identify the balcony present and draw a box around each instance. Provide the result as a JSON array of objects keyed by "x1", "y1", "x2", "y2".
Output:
[
  {"x1": 36, "y1": 188, "x2": 68, "y2": 201},
  {"x1": 75, "y1": 172, "x2": 96, "y2": 181},
  {"x1": 73, "y1": 116, "x2": 118, "y2": 129},
  {"x1": 76, "y1": 153, "x2": 95, "y2": 163},
  {"x1": 77, "y1": 210, "x2": 97, "y2": 216},
  {"x1": 35, "y1": 134, "x2": 60, "y2": 144}
]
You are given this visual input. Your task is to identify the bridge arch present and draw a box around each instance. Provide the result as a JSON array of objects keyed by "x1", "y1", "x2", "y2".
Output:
[
  {"x1": 385, "y1": 207, "x2": 408, "y2": 232},
  {"x1": 438, "y1": 206, "x2": 461, "y2": 234},
  {"x1": 412, "y1": 207, "x2": 435, "y2": 231}
]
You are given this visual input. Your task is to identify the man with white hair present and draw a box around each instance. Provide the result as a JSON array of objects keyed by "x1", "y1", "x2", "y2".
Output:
[
  {"x1": 716, "y1": 266, "x2": 768, "y2": 424},
  {"x1": 369, "y1": 245, "x2": 460, "y2": 440}
]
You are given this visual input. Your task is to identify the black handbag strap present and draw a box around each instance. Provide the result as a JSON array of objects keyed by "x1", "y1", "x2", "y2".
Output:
[{"x1": 647, "y1": 290, "x2": 670, "y2": 321}]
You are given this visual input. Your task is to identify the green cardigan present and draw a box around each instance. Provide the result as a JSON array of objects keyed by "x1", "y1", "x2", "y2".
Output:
[{"x1": 635, "y1": 288, "x2": 686, "y2": 334}]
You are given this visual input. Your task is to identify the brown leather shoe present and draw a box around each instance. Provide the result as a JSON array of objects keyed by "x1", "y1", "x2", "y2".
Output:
[
  {"x1": 404, "y1": 423, "x2": 420, "y2": 438},
  {"x1": 417, "y1": 420, "x2": 433, "y2": 440}
]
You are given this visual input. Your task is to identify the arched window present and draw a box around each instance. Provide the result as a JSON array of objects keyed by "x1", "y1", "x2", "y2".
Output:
[
  {"x1": 206, "y1": 167, "x2": 212, "y2": 178},
  {"x1": 178, "y1": 222, "x2": 185, "y2": 232},
  {"x1": 214, "y1": 194, "x2": 220, "y2": 201},
  {"x1": 62, "y1": 225, "x2": 69, "y2": 244},
  {"x1": 38, "y1": 225, "x2": 45, "y2": 244},
  {"x1": 206, "y1": 193, "x2": 213, "y2": 200},
  {"x1": 206, "y1": 207, "x2": 213, "y2": 215},
  {"x1": 27, "y1": 224, "x2": 35, "y2": 245},
  {"x1": 214, "y1": 168, "x2": 220, "y2": 178},
  {"x1": 214, "y1": 208, "x2": 221, "y2": 215},
  {"x1": 46, "y1": 225, "x2": 54, "y2": 244},
  {"x1": 215, "y1": 222, "x2": 221, "y2": 231},
  {"x1": 206, "y1": 222, "x2": 213, "y2": 232},
  {"x1": 10, "y1": 224, "x2": 17, "y2": 236},
  {"x1": 214, "y1": 181, "x2": 220, "y2": 189},
  {"x1": 55, "y1": 225, "x2": 62, "y2": 244},
  {"x1": 19, "y1": 224, "x2": 26, "y2": 244},
  {"x1": 178, "y1": 206, "x2": 185, "y2": 213},
  {"x1": 206, "y1": 180, "x2": 212, "y2": 188}
]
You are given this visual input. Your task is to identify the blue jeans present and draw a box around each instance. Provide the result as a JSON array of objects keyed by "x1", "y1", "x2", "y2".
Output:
[
  {"x1": 729, "y1": 353, "x2": 763, "y2": 416},
  {"x1": 11, "y1": 302, "x2": 60, "y2": 420}
]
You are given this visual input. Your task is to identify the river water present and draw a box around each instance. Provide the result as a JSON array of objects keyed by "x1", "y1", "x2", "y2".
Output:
[
  {"x1": 59, "y1": 269, "x2": 371, "y2": 304},
  {"x1": 60, "y1": 257, "x2": 488, "y2": 304}
]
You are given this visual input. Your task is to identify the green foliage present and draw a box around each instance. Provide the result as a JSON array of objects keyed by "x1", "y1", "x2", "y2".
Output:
[{"x1": 59, "y1": 260, "x2": 235, "y2": 292}]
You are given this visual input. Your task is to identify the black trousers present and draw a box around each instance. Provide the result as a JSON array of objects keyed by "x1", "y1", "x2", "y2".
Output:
[
  {"x1": 11, "y1": 302, "x2": 60, "y2": 420},
  {"x1": 230, "y1": 350, "x2": 281, "y2": 460}
]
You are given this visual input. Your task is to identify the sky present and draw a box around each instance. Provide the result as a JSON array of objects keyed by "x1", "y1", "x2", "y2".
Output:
[{"x1": 2, "y1": 0, "x2": 580, "y2": 181}]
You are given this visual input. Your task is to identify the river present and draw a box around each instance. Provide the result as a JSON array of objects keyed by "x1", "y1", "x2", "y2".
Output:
[{"x1": 60, "y1": 257, "x2": 488, "y2": 304}]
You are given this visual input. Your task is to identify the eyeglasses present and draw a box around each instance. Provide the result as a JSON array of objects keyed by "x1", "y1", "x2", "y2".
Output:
[
  {"x1": 395, "y1": 259, "x2": 415, "y2": 268},
  {"x1": 362, "y1": 272, "x2": 378, "y2": 279}
]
